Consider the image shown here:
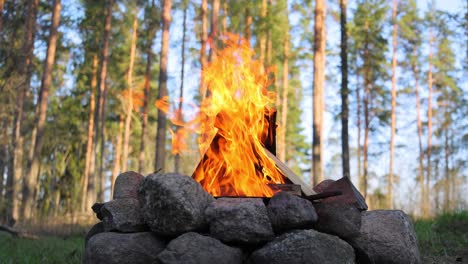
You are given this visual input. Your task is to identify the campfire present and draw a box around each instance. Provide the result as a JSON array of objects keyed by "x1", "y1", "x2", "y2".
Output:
[
  {"x1": 159, "y1": 33, "x2": 315, "y2": 198},
  {"x1": 84, "y1": 34, "x2": 421, "y2": 264}
]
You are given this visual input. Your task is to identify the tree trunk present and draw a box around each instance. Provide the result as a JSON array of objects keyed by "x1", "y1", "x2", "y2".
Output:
[
  {"x1": 174, "y1": 1, "x2": 187, "y2": 173},
  {"x1": 155, "y1": 0, "x2": 172, "y2": 172},
  {"x1": 139, "y1": 1, "x2": 157, "y2": 174},
  {"x1": 93, "y1": 0, "x2": 113, "y2": 203},
  {"x1": 413, "y1": 48, "x2": 424, "y2": 217},
  {"x1": 259, "y1": 0, "x2": 267, "y2": 63},
  {"x1": 362, "y1": 21, "x2": 370, "y2": 199},
  {"x1": 0, "y1": 0, "x2": 4, "y2": 35},
  {"x1": 222, "y1": 0, "x2": 228, "y2": 33},
  {"x1": 356, "y1": 70, "x2": 362, "y2": 195},
  {"x1": 8, "y1": 0, "x2": 39, "y2": 224},
  {"x1": 278, "y1": 21, "x2": 289, "y2": 162},
  {"x1": 389, "y1": 0, "x2": 398, "y2": 209},
  {"x1": 339, "y1": 0, "x2": 350, "y2": 179},
  {"x1": 208, "y1": 0, "x2": 219, "y2": 61},
  {"x1": 22, "y1": 0, "x2": 61, "y2": 219},
  {"x1": 122, "y1": 10, "x2": 138, "y2": 173},
  {"x1": 111, "y1": 115, "x2": 124, "y2": 195},
  {"x1": 425, "y1": 30, "x2": 433, "y2": 217},
  {"x1": 311, "y1": 0, "x2": 326, "y2": 186},
  {"x1": 199, "y1": 0, "x2": 208, "y2": 100},
  {"x1": 443, "y1": 119, "x2": 449, "y2": 213},
  {"x1": 81, "y1": 53, "x2": 98, "y2": 212},
  {"x1": 244, "y1": 6, "x2": 252, "y2": 43}
]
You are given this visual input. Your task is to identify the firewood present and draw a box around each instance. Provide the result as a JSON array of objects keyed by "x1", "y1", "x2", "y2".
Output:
[{"x1": 263, "y1": 148, "x2": 316, "y2": 196}]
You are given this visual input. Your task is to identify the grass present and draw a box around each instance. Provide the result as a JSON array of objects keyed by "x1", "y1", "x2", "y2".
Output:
[
  {"x1": 0, "y1": 233, "x2": 84, "y2": 264},
  {"x1": 414, "y1": 211, "x2": 468, "y2": 263}
]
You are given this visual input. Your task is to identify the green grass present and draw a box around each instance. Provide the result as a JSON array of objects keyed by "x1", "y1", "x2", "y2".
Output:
[
  {"x1": 0, "y1": 233, "x2": 84, "y2": 264},
  {"x1": 414, "y1": 211, "x2": 468, "y2": 259}
]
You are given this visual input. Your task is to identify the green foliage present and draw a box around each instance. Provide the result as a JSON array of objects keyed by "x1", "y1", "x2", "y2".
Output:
[
  {"x1": 0, "y1": 234, "x2": 84, "y2": 264},
  {"x1": 415, "y1": 211, "x2": 468, "y2": 257}
]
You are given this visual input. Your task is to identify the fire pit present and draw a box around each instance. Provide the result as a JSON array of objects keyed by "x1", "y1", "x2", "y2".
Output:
[{"x1": 84, "y1": 35, "x2": 421, "y2": 264}]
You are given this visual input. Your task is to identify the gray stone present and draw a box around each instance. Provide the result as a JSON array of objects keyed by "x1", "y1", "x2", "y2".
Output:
[
  {"x1": 267, "y1": 192, "x2": 318, "y2": 233},
  {"x1": 85, "y1": 222, "x2": 104, "y2": 247},
  {"x1": 348, "y1": 210, "x2": 421, "y2": 264},
  {"x1": 91, "y1": 202, "x2": 104, "y2": 220},
  {"x1": 205, "y1": 198, "x2": 274, "y2": 245},
  {"x1": 314, "y1": 201, "x2": 361, "y2": 239},
  {"x1": 113, "y1": 171, "x2": 144, "y2": 199},
  {"x1": 84, "y1": 232, "x2": 166, "y2": 264},
  {"x1": 138, "y1": 173, "x2": 214, "y2": 236},
  {"x1": 156, "y1": 232, "x2": 243, "y2": 264},
  {"x1": 247, "y1": 229, "x2": 356, "y2": 264},
  {"x1": 101, "y1": 198, "x2": 146, "y2": 232}
]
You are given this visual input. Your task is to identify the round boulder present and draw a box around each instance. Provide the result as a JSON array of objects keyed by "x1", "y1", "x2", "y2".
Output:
[
  {"x1": 348, "y1": 210, "x2": 421, "y2": 264},
  {"x1": 267, "y1": 192, "x2": 318, "y2": 233},
  {"x1": 205, "y1": 198, "x2": 275, "y2": 245},
  {"x1": 138, "y1": 173, "x2": 214, "y2": 236},
  {"x1": 84, "y1": 232, "x2": 166, "y2": 264},
  {"x1": 156, "y1": 232, "x2": 243, "y2": 264},
  {"x1": 247, "y1": 229, "x2": 355, "y2": 264},
  {"x1": 113, "y1": 171, "x2": 144, "y2": 199}
]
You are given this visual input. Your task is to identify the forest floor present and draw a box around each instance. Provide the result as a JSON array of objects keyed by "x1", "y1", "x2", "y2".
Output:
[{"x1": 0, "y1": 211, "x2": 466, "y2": 263}]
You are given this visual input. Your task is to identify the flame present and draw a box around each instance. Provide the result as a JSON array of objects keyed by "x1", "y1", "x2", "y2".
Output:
[
  {"x1": 156, "y1": 33, "x2": 285, "y2": 197},
  {"x1": 193, "y1": 33, "x2": 285, "y2": 197}
]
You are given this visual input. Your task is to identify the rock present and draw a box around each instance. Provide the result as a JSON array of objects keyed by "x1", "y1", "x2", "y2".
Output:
[
  {"x1": 313, "y1": 179, "x2": 335, "y2": 193},
  {"x1": 247, "y1": 229, "x2": 355, "y2": 264},
  {"x1": 91, "y1": 202, "x2": 105, "y2": 220},
  {"x1": 138, "y1": 173, "x2": 214, "y2": 236},
  {"x1": 267, "y1": 192, "x2": 318, "y2": 233},
  {"x1": 348, "y1": 210, "x2": 421, "y2": 264},
  {"x1": 85, "y1": 222, "x2": 105, "y2": 246},
  {"x1": 84, "y1": 232, "x2": 166, "y2": 264},
  {"x1": 101, "y1": 198, "x2": 146, "y2": 232},
  {"x1": 155, "y1": 232, "x2": 243, "y2": 264},
  {"x1": 314, "y1": 201, "x2": 361, "y2": 239},
  {"x1": 205, "y1": 198, "x2": 274, "y2": 245},
  {"x1": 113, "y1": 171, "x2": 144, "y2": 199}
]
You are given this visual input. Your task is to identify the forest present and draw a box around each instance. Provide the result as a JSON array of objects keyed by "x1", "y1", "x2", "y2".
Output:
[{"x1": 0, "y1": 0, "x2": 466, "y2": 229}]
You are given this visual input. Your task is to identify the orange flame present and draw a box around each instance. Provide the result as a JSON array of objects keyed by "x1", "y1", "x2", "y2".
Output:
[
  {"x1": 156, "y1": 33, "x2": 285, "y2": 197},
  {"x1": 193, "y1": 33, "x2": 285, "y2": 197}
]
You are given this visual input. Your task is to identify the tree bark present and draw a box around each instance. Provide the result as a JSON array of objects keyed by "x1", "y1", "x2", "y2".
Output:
[
  {"x1": 174, "y1": 1, "x2": 187, "y2": 173},
  {"x1": 362, "y1": 21, "x2": 370, "y2": 199},
  {"x1": 22, "y1": 0, "x2": 61, "y2": 219},
  {"x1": 81, "y1": 53, "x2": 98, "y2": 212},
  {"x1": 425, "y1": 30, "x2": 433, "y2": 217},
  {"x1": 356, "y1": 69, "x2": 363, "y2": 196},
  {"x1": 111, "y1": 115, "x2": 124, "y2": 195},
  {"x1": 208, "y1": 0, "x2": 219, "y2": 61},
  {"x1": 93, "y1": 0, "x2": 113, "y2": 203},
  {"x1": 122, "y1": 10, "x2": 138, "y2": 172},
  {"x1": 389, "y1": 0, "x2": 398, "y2": 209},
  {"x1": 155, "y1": 0, "x2": 172, "y2": 172},
  {"x1": 278, "y1": 20, "x2": 289, "y2": 162},
  {"x1": 8, "y1": 0, "x2": 39, "y2": 223},
  {"x1": 139, "y1": 1, "x2": 157, "y2": 174},
  {"x1": 339, "y1": 0, "x2": 350, "y2": 179},
  {"x1": 311, "y1": 0, "x2": 326, "y2": 186},
  {"x1": 443, "y1": 114, "x2": 449, "y2": 213},
  {"x1": 199, "y1": 0, "x2": 208, "y2": 100},
  {"x1": 413, "y1": 48, "x2": 424, "y2": 217},
  {"x1": 0, "y1": 0, "x2": 4, "y2": 35},
  {"x1": 244, "y1": 6, "x2": 252, "y2": 43},
  {"x1": 259, "y1": 0, "x2": 267, "y2": 63}
]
